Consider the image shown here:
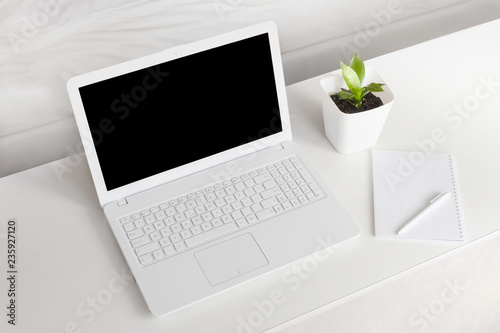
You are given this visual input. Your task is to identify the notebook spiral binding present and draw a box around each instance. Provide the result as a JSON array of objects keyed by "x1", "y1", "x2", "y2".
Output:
[{"x1": 449, "y1": 154, "x2": 465, "y2": 239}]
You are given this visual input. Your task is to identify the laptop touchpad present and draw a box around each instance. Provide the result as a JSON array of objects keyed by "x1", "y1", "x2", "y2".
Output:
[{"x1": 195, "y1": 233, "x2": 269, "y2": 286}]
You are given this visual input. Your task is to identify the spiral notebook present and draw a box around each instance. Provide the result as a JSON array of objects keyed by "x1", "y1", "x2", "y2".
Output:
[{"x1": 372, "y1": 150, "x2": 465, "y2": 241}]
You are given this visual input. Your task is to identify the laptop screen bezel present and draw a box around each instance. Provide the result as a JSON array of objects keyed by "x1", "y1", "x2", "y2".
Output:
[{"x1": 67, "y1": 21, "x2": 292, "y2": 207}]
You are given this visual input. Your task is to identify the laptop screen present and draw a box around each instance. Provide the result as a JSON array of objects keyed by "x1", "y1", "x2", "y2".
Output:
[{"x1": 79, "y1": 33, "x2": 283, "y2": 191}]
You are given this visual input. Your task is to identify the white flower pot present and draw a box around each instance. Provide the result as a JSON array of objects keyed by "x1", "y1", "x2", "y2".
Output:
[{"x1": 320, "y1": 67, "x2": 394, "y2": 153}]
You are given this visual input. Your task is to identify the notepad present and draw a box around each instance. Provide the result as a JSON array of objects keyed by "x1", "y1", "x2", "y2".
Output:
[{"x1": 372, "y1": 150, "x2": 465, "y2": 241}]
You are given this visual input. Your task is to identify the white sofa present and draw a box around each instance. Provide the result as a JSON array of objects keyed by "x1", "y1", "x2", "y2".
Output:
[{"x1": 1, "y1": 0, "x2": 499, "y2": 177}]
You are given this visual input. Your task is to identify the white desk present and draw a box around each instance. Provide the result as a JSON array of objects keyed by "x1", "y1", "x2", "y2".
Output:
[{"x1": 2, "y1": 19, "x2": 500, "y2": 333}]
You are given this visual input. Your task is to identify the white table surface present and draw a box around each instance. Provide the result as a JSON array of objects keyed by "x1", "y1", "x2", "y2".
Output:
[{"x1": 2, "y1": 19, "x2": 500, "y2": 333}]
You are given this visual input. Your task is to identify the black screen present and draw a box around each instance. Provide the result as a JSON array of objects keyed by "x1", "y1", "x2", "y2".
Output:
[{"x1": 79, "y1": 33, "x2": 282, "y2": 191}]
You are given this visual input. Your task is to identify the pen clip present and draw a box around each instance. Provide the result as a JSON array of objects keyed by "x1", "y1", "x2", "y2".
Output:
[{"x1": 430, "y1": 192, "x2": 449, "y2": 203}]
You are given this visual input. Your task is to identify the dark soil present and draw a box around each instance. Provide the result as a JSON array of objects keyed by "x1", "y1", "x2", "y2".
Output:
[{"x1": 330, "y1": 92, "x2": 383, "y2": 114}]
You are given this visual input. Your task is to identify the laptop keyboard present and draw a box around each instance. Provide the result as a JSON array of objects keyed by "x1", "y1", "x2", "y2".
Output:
[{"x1": 119, "y1": 156, "x2": 324, "y2": 266}]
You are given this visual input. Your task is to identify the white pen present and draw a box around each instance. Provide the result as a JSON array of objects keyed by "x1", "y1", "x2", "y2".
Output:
[{"x1": 397, "y1": 192, "x2": 452, "y2": 235}]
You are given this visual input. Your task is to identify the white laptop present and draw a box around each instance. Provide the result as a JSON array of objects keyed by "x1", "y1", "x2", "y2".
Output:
[{"x1": 67, "y1": 21, "x2": 359, "y2": 316}]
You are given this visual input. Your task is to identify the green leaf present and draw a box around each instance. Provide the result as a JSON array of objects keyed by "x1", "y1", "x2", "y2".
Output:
[
  {"x1": 360, "y1": 89, "x2": 371, "y2": 99},
  {"x1": 350, "y1": 53, "x2": 365, "y2": 85},
  {"x1": 338, "y1": 90, "x2": 354, "y2": 100},
  {"x1": 340, "y1": 62, "x2": 361, "y2": 94},
  {"x1": 363, "y1": 82, "x2": 385, "y2": 92}
]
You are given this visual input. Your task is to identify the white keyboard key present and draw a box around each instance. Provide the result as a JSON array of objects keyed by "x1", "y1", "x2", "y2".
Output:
[
  {"x1": 155, "y1": 211, "x2": 167, "y2": 220},
  {"x1": 174, "y1": 213, "x2": 186, "y2": 223},
  {"x1": 244, "y1": 187, "x2": 256, "y2": 196},
  {"x1": 221, "y1": 205, "x2": 233, "y2": 214},
  {"x1": 206, "y1": 193, "x2": 217, "y2": 201},
  {"x1": 261, "y1": 187, "x2": 282, "y2": 199},
  {"x1": 153, "y1": 220, "x2": 165, "y2": 230},
  {"x1": 241, "y1": 206, "x2": 253, "y2": 216},
  {"x1": 195, "y1": 206, "x2": 206, "y2": 215},
  {"x1": 171, "y1": 223, "x2": 182, "y2": 233},
  {"x1": 123, "y1": 222, "x2": 134, "y2": 232},
  {"x1": 120, "y1": 216, "x2": 131, "y2": 224},
  {"x1": 165, "y1": 207, "x2": 176, "y2": 216},
  {"x1": 152, "y1": 249, "x2": 165, "y2": 260},
  {"x1": 170, "y1": 233, "x2": 182, "y2": 243},
  {"x1": 184, "y1": 222, "x2": 238, "y2": 247},
  {"x1": 191, "y1": 225, "x2": 202, "y2": 235},
  {"x1": 134, "y1": 218, "x2": 146, "y2": 228},
  {"x1": 150, "y1": 231, "x2": 161, "y2": 241},
  {"x1": 185, "y1": 209, "x2": 196, "y2": 219},
  {"x1": 235, "y1": 182, "x2": 246, "y2": 191},
  {"x1": 215, "y1": 198, "x2": 226, "y2": 207},
  {"x1": 139, "y1": 253, "x2": 153, "y2": 265},
  {"x1": 176, "y1": 203, "x2": 187, "y2": 212},
  {"x1": 180, "y1": 229, "x2": 192, "y2": 239},
  {"x1": 246, "y1": 214, "x2": 258, "y2": 224},
  {"x1": 256, "y1": 207, "x2": 276, "y2": 220},
  {"x1": 127, "y1": 229, "x2": 144, "y2": 240},
  {"x1": 211, "y1": 218, "x2": 223, "y2": 228},
  {"x1": 236, "y1": 218, "x2": 248, "y2": 227},
  {"x1": 164, "y1": 216, "x2": 176, "y2": 226},
  {"x1": 186, "y1": 200, "x2": 197, "y2": 209},
  {"x1": 309, "y1": 182, "x2": 319, "y2": 190},
  {"x1": 241, "y1": 197, "x2": 253, "y2": 207},
  {"x1": 231, "y1": 210, "x2": 243, "y2": 220},
  {"x1": 191, "y1": 216, "x2": 203, "y2": 225},
  {"x1": 244, "y1": 179, "x2": 256, "y2": 187},
  {"x1": 174, "y1": 241, "x2": 186, "y2": 251},
  {"x1": 163, "y1": 245, "x2": 175, "y2": 256},
  {"x1": 282, "y1": 201, "x2": 293, "y2": 210},
  {"x1": 195, "y1": 196, "x2": 207, "y2": 205},
  {"x1": 202, "y1": 212, "x2": 213, "y2": 222},
  {"x1": 254, "y1": 173, "x2": 272, "y2": 183},
  {"x1": 181, "y1": 220, "x2": 193, "y2": 229},
  {"x1": 212, "y1": 208, "x2": 223, "y2": 218},
  {"x1": 251, "y1": 203, "x2": 263, "y2": 212},
  {"x1": 160, "y1": 227, "x2": 172, "y2": 237},
  {"x1": 205, "y1": 202, "x2": 217, "y2": 211},
  {"x1": 131, "y1": 235, "x2": 150, "y2": 247},
  {"x1": 225, "y1": 185, "x2": 236, "y2": 194},
  {"x1": 261, "y1": 197, "x2": 279, "y2": 208},
  {"x1": 143, "y1": 225, "x2": 155, "y2": 234},
  {"x1": 254, "y1": 184, "x2": 265, "y2": 193},
  {"x1": 231, "y1": 201, "x2": 243, "y2": 211},
  {"x1": 135, "y1": 241, "x2": 160, "y2": 256},
  {"x1": 225, "y1": 195, "x2": 236, "y2": 204},
  {"x1": 273, "y1": 204, "x2": 284, "y2": 213},
  {"x1": 313, "y1": 189, "x2": 324, "y2": 197},
  {"x1": 159, "y1": 237, "x2": 171, "y2": 247},
  {"x1": 276, "y1": 194, "x2": 287, "y2": 202},
  {"x1": 201, "y1": 222, "x2": 213, "y2": 231},
  {"x1": 145, "y1": 215, "x2": 156, "y2": 224},
  {"x1": 251, "y1": 194, "x2": 262, "y2": 203},
  {"x1": 299, "y1": 169, "x2": 314, "y2": 183},
  {"x1": 263, "y1": 179, "x2": 278, "y2": 189},
  {"x1": 221, "y1": 214, "x2": 233, "y2": 224}
]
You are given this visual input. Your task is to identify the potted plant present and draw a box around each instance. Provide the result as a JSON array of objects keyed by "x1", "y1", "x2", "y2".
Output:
[{"x1": 320, "y1": 53, "x2": 394, "y2": 153}]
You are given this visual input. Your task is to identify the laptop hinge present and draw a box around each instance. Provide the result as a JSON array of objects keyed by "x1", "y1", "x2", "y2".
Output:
[
  {"x1": 274, "y1": 143, "x2": 284, "y2": 150},
  {"x1": 117, "y1": 198, "x2": 128, "y2": 207}
]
